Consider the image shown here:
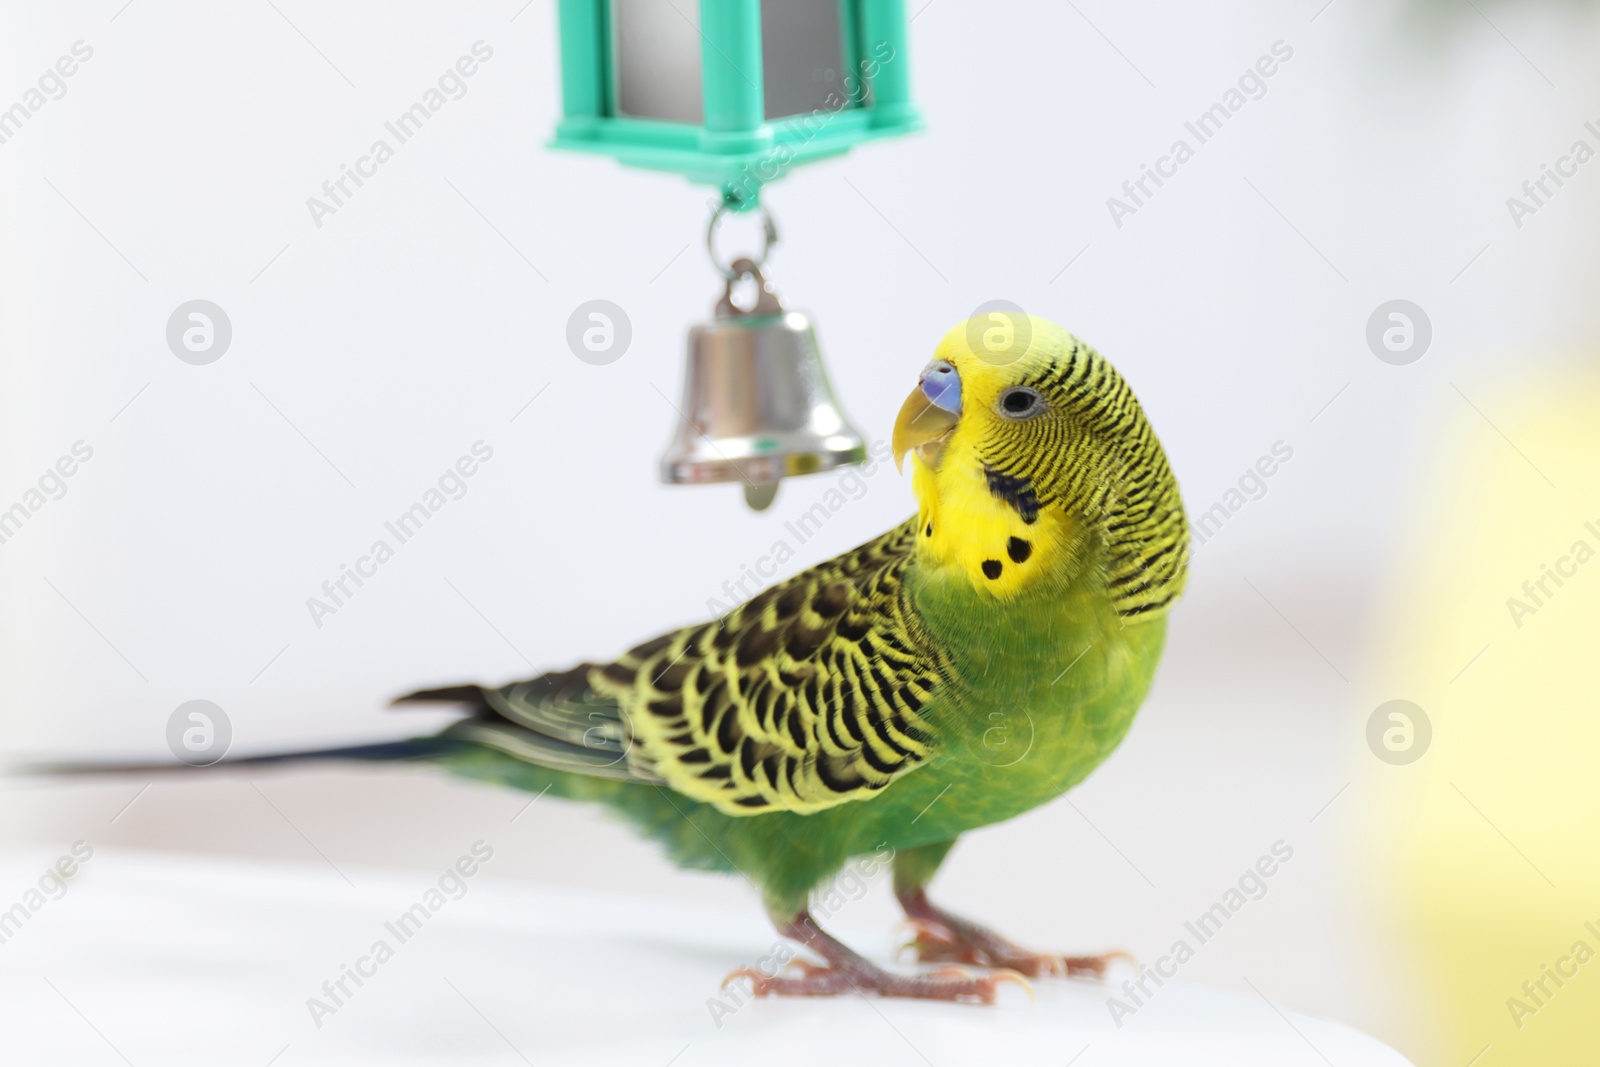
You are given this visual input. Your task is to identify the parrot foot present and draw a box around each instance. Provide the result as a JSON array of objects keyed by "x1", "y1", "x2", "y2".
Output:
[
  {"x1": 897, "y1": 887, "x2": 1133, "y2": 980},
  {"x1": 725, "y1": 961, "x2": 1029, "y2": 1004},
  {"x1": 727, "y1": 909, "x2": 1032, "y2": 1004}
]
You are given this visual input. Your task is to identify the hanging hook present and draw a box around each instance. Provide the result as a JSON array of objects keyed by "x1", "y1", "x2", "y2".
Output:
[
  {"x1": 707, "y1": 198, "x2": 778, "y2": 281},
  {"x1": 714, "y1": 258, "x2": 784, "y2": 319}
]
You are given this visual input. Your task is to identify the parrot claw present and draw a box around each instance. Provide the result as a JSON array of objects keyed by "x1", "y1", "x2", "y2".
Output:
[
  {"x1": 1062, "y1": 949, "x2": 1137, "y2": 980},
  {"x1": 721, "y1": 966, "x2": 765, "y2": 992},
  {"x1": 988, "y1": 968, "x2": 1036, "y2": 1004}
]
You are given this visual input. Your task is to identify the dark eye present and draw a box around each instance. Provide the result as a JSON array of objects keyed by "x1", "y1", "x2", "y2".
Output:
[{"x1": 998, "y1": 387, "x2": 1044, "y2": 420}]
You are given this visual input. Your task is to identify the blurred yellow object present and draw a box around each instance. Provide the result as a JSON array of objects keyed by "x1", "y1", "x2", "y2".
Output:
[{"x1": 1374, "y1": 362, "x2": 1600, "y2": 1064}]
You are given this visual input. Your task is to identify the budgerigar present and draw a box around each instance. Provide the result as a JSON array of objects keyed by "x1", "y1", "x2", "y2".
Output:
[
  {"x1": 86, "y1": 316, "x2": 1190, "y2": 1003},
  {"x1": 388, "y1": 315, "x2": 1188, "y2": 1001}
]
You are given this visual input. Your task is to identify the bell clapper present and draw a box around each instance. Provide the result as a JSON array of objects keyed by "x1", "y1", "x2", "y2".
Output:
[{"x1": 743, "y1": 483, "x2": 779, "y2": 511}]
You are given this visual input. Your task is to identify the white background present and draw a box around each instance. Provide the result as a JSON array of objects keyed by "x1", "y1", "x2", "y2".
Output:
[{"x1": 3, "y1": 0, "x2": 1599, "y2": 1062}]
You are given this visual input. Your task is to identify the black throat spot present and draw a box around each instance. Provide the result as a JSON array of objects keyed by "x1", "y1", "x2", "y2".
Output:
[{"x1": 984, "y1": 468, "x2": 1041, "y2": 525}]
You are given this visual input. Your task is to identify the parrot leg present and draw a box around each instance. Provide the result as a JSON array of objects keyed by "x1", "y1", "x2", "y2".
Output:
[
  {"x1": 892, "y1": 842, "x2": 1130, "y2": 980},
  {"x1": 724, "y1": 910, "x2": 1029, "y2": 1004}
]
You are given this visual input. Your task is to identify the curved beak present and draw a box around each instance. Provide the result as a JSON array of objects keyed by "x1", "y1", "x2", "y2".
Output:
[{"x1": 892, "y1": 361, "x2": 962, "y2": 473}]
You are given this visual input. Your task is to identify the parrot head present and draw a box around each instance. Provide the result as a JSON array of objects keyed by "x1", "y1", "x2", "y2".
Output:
[{"x1": 892, "y1": 314, "x2": 1187, "y2": 615}]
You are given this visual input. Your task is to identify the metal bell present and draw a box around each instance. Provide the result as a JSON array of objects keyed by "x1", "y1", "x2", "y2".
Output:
[{"x1": 659, "y1": 258, "x2": 867, "y2": 511}]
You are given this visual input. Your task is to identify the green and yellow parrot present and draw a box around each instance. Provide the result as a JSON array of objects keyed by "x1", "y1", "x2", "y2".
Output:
[
  {"x1": 386, "y1": 315, "x2": 1189, "y2": 1001},
  {"x1": 63, "y1": 316, "x2": 1188, "y2": 1003}
]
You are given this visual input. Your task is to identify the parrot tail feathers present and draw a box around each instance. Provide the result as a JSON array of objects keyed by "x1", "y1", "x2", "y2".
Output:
[
  {"x1": 23, "y1": 670, "x2": 658, "y2": 785},
  {"x1": 390, "y1": 684, "x2": 491, "y2": 708},
  {"x1": 15, "y1": 737, "x2": 465, "y2": 778}
]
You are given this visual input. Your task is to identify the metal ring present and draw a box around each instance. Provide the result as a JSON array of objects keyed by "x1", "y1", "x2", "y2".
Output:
[{"x1": 706, "y1": 201, "x2": 777, "y2": 280}]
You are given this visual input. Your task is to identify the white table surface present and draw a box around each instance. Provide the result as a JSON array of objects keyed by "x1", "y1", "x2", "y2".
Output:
[{"x1": 0, "y1": 849, "x2": 1411, "y2": 1066}]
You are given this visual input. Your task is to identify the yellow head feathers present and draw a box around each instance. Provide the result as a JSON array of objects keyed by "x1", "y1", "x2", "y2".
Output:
[{"x1": 892, "y1": 315, "x2": 1188, "y2": 616}]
